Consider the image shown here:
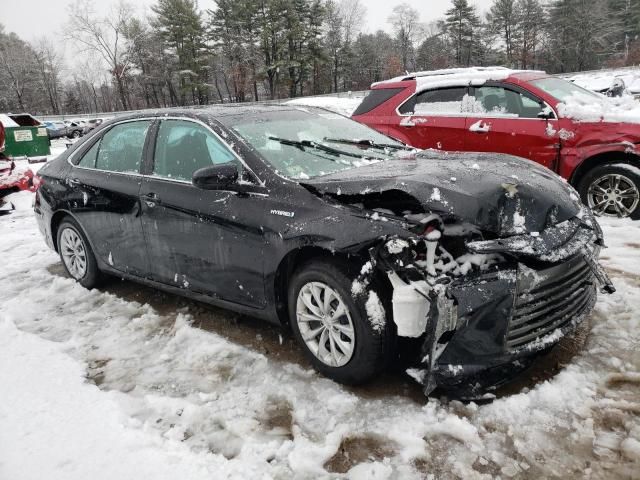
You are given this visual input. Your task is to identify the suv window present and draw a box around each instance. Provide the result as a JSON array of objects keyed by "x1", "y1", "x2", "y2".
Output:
[
  {"x1": 353, "y1": 88, "x2": 404, "y2": 116},
  {"x1": 153, "y1": 120, "x2": 239, "y2": 182},
  {"x1": 474, "y1": 86, "x2": 545, "y2": 119},
  {"x1": 399, "y1": 87, "x2": 467, "y2": 115}
]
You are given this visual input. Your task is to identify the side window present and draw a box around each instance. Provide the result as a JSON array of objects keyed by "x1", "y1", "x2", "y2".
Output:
[
  {"x1": 353, "y1": 88, "x2": 404, "y2": 115},
  {"x1": 400, "y1": 87, "x2": 467, "y2": 115},
  {"x1": 474, "y1": 86, "x2": 545, "y2": 119},
  {"x1": 94, "y1": 121, "x2": 151, "y2": 173},
  {"x1": 76, "y1": 140, "x2": 100, "y2": 168},
  {"x1": 153, "y1": 120, "x2": 239, "y2": 182}
]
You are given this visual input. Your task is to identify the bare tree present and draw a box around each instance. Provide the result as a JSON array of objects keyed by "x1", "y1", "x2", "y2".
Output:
[
  {"x1": 340, "y1": 0, "x2": 366, "y2": 45},
  {"x1": 66, "y1": 0, "x2": 139, "y2": 110},
  {"x1": 388, "y1": 3, "x2": 422, "y2": 71},
  {"x1": 32, "y1": 37, "x2": 64, "y2": 114}
]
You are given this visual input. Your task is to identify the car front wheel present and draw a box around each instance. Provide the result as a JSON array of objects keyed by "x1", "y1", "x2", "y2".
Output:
[
  {"x1": 288, "y1": 260, "x2": 393, "y2": 385},
  {"x1": 57, "y1": 218, "x2": 102, "y2": 288},
  {"x1": 579, "y1": 163, "x2": 640, "y2": 219}
]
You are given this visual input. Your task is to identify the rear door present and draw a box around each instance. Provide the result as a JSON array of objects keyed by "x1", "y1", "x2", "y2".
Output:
[
  {"x1": 464, "y1": 84, "x2": 560, "y2": 169},
  {"x1": 66, "y1": 119, "x2": 153, "y2": 276},
  {"x1": 139, "y1": 118, "x2": 267, "y2": 307},
  {"x1": 389, "y1": 87, "x2": 468, "y2": 151}
]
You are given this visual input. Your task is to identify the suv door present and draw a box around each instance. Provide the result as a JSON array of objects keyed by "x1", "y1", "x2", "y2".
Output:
[
  {"x1": 465, "y1": 84, "x2": 560, "y2": 169},
  {"x1": 140, "y1": 118, "x2": 267, "y2": 307},
  {"x1": 390, "y1": 87, "x2": 468, "y2": 151},
  {"x1": 66, "y1": 119, "x2": 153, "y2": 276}
]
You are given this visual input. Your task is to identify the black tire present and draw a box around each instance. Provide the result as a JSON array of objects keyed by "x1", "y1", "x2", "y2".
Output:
[
  {"x1": 288, "y1": 259, "x2": 394, "y2": 385},
  {"x1": 72, "y1": 130, "x2": 81, "y2": 138},
  {"x1": 56, "y1": 217, "x2": 102, "y2": 288},
  {"x1": 578, "y1": 162, "x2": 640, "y2": 220}
]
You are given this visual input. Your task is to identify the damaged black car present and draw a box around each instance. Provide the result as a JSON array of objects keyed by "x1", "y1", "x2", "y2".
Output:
[{"x1": 33, "y1": 105, "x2": 614, "y2": 397}]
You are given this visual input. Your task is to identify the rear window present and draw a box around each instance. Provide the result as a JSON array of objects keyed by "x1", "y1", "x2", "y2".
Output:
[{"x1": 353, "y1": 88, "x2": 404, "y2": 116}]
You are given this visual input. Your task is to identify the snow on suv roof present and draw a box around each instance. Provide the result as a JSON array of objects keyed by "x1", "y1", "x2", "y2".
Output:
[{"x1": 373, "y1": 66, "x2": 546, "y2": 93}]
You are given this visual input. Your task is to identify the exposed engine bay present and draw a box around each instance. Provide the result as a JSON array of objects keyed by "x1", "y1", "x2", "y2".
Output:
[{"x1": 320, "y1": 180, "x2": 616, "y2": 397}]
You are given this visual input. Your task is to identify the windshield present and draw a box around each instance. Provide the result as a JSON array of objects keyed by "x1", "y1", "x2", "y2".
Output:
[
  {"x1": 223, "y1": 109, "x2": 408, "y2": 180},
  {"x1": 531, "y1": 77, "x2": 603, "y2": 104}
]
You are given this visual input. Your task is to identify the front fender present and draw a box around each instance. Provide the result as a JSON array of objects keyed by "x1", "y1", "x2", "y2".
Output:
[{"x1": 559, "y1": 131, "x2": 640, "y2": 181}]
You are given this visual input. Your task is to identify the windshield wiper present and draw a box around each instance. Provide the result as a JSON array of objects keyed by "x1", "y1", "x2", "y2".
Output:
[
  {"x1": 268, "y1": 136, "x2": 366, "y2": 160},
  {"x1": 323, "y1": 137, "x2": 412, "y2": 151}
]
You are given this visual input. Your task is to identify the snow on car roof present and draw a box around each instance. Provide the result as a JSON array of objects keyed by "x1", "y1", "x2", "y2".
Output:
[{"x1": 372, "y1": 67, "x2": 546, "y2": 93}]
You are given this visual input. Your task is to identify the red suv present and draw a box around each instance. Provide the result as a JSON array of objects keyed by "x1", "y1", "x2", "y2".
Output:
[{"x1": 352, "y1": 67, "x2": 640, "y2": 219}]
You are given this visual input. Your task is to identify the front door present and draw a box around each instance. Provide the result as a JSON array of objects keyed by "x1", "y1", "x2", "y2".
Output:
[
  {"x1": 464, "y1": 84, "x2": 560, "y2": 170},
  {"x1": 67, "y1": 120, "x2": 153, "y2": 276},
  {"x1": 139, "y1": 118, "x2": 267, "y2": 307}
]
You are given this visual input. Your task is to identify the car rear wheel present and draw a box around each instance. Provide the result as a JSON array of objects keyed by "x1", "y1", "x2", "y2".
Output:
[
  {"x1": 288, "y1": 260, "x2": 393, "y2": 385},
  {"x1": 57, "y1": 218, "x2": 102, "y2": 288},
  {"x1": 579, "y1": 163, "x2": 640, "y2": 220}
]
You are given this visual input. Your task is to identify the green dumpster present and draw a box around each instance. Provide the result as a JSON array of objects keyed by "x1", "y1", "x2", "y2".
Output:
[{"x1": 0, "y1": 113, "x2": 50, "y2": 160}]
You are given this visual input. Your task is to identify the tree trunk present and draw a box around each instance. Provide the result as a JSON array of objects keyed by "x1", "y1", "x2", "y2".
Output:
[{"x1": 114, "y1": 74, "x2": 129, "y2": 110}]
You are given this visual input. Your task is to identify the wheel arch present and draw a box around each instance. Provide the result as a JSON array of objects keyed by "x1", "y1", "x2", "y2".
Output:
[
  {"x1": 570, "y1": 150, "x2": 640, "y2": 188},
  {"x1": 273, "y1": 246, "x2": 370, "y2": 327},
  {"x1": 50, "y1": 210, "x2": 87, "y2": 253}
]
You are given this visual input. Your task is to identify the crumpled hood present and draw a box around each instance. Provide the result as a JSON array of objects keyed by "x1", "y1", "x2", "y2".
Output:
[{"x1": 303, "y1": 151, "x2": 582, "y2": 236}]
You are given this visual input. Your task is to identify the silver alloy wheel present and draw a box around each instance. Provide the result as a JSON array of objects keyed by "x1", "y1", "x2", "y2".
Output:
[
  {"x1": 60, "y1": 227, "x2": 87, "y2": 280},
  {"x1": 295, "y1": 281, "x2": 355, "y2": 367},
  {"x1": 587, "y1": 173, "x2": 640, "y2": 218}
]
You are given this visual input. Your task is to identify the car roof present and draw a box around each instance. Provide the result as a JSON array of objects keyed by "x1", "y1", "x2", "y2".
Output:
[
  {"x1": 371, "y1": 67, "x2": 549, "y2": 91},
  {"x1": 106, "y1": 104, "x2": 327, "y2": 123}
]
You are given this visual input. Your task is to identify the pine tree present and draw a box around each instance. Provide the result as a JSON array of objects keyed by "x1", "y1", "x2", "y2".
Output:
[
  {"x1": 546, "y1": 0, "x2": 622, "y2": 72},
  {"x1": 516, "y1": 0, "x2": 544, "y2": 69},
  {"x1": 152, "y1": 0, "x2": 207, "y2": 105},
  {"x1": 486, "y1": 0, "x2": 520, "y2": 67},
  {"x1": 445, "y1": 0, "x2": 481, "y2": 66}
]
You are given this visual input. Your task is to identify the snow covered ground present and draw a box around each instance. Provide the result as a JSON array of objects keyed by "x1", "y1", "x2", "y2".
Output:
[{"x1": 1, "y1": 119, "x2": 640, "y2": 480}]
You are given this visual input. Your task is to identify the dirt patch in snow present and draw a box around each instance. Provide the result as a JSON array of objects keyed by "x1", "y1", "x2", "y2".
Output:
[
  {"x1": 324, "y1": 433, "x2": 397, "y2": 473},
  {"x1": 260, "y1": 396, "x2": 295, "y2": 440}
]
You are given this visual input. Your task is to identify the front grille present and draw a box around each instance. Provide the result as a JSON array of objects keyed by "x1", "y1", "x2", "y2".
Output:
[{"x1": 507, "y1": 258, "x2": 595, "y2": 350}]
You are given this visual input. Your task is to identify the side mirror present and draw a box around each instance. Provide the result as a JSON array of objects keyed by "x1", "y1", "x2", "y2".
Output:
[
  {"x1": 537, "y1": 105, "x2": 554, "y2": 120},
  {"x1": 192, "y1": 164, "x2": 239, "y2": 190}
]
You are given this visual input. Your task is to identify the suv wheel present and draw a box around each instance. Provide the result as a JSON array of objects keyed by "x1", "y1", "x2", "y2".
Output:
[
  {"x1": 288, "y1": 260, "x2": 393, "y2": 385},
  {"x1": 579, "y1": 163, "x2": 640, "y2": 219},
  {"x1": 57, "y1": 218, "x2": 102, "y2": 288}
]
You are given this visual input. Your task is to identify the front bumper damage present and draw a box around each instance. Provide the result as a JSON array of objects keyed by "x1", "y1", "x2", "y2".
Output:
[{"x1": 364, "y1": 209, "x2": 614, "y2": 397}]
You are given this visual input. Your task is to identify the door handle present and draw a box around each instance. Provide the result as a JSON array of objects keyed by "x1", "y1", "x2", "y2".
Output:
[
  {"x1": 469, "y1": 121, "x2": 491, "y2": 134},
  {"x1": 142, "y1": 192, "x2": 161, "y2": 207}
]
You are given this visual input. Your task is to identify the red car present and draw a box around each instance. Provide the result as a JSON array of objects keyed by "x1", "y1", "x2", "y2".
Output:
[
  {"x1": 352, "y1": 67, "x2": 640, "y2": 219},
  {"x1": 0, "y1": 121, "x2": 35, "y2": 196}
]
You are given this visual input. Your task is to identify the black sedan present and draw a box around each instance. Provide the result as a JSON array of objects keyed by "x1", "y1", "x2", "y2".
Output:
[{"x1": 33, "y1": 105, "x2": 614, "y2": 397}]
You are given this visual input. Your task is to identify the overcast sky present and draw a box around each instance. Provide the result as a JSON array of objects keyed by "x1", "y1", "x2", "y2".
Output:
[{"x1": 1, "y1": 0, "x2": 494, "y2": 56}]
